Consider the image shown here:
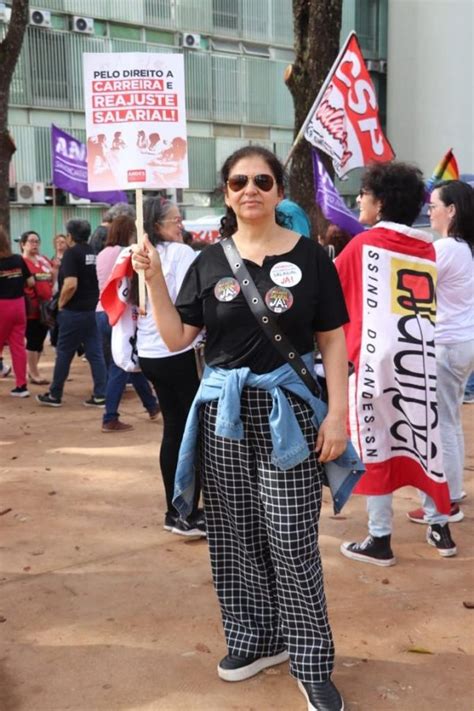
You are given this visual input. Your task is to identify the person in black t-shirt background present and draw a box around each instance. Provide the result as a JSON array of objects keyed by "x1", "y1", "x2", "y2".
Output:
[
  {"x1": 0, "y1": 226, "x2": 34, "y2": 397},
  {"x1": 88, "y1": 202, "x2": 136, "y2": 255},
  {"x1": 132, "y1": 146, "x2": 349, "y2": 711},
  {"x1": 37, "y1": 219, "x2": 106, "y2": 408}
]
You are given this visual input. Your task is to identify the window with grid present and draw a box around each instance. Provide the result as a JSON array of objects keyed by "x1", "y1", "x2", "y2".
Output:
[
  {"x1": 212, "y1": 0, "x2": 240, "y2": 33},
  {"x1": 28, "y1": 27, "x2": 69, "y2": 107}
]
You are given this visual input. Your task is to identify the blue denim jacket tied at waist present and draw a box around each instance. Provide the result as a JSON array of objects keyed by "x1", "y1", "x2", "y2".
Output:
[{"x1": 173, "y1": 352, "x2": 365, "y2": 517}]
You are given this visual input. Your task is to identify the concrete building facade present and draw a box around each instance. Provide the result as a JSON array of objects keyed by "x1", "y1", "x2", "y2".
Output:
[
  {"x1": 3, "y1": 0, "x2": 386, "y2": 251},
  {"x1": 387, "y1": 0, "x2": 473, "y2": 177}
]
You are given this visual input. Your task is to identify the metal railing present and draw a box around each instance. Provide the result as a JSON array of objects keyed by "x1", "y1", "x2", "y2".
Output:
[
  {"x1": 10, "y1": 123, "x2": 290, "y2": 194},
  {"x1": 21, "y1": 0, "x2": 294, "y2": 43},
  {"x1": 10, "y1": 26, "x2": 294, "y2": 127}
]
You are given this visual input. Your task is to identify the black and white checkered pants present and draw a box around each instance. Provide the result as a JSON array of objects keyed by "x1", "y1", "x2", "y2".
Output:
[{"x1": 199, "y1": 387, "x2": 335, "y2": 683}]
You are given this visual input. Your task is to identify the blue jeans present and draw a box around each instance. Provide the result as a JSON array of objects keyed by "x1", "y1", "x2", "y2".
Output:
[
  {"x1": 436, "y1": 341, "x2": 474, "y2": 501},
  {"x1": 96, "y1": 311, "x2": 158, "y2": 424},
  {"x1": 50, "y1": 310, "x2": 107, "y2": 400},
  {"x1": 465, "y1": 371, "x2": 474, "y2": 397},
  {"x1": 367, "y1": 493, "x2": 447, "y2": 537}
]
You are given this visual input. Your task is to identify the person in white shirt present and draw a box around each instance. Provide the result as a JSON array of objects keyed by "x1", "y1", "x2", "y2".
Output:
[
  {"x1": 408, "y1": 180, "x2": 474, "y2": 524},
  {"x1": 137, "y1": 197, "x2": 203, "y2": 537}
]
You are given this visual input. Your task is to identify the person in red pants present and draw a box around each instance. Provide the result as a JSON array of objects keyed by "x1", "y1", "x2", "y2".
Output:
[{"x1": 0, "y1": 227, "x2": 34, "y2": 397}]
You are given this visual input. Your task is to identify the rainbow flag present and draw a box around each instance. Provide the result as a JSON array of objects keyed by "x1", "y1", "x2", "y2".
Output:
[{"x1": 426, "y1": 148, "x2": 459, "y2": 192}]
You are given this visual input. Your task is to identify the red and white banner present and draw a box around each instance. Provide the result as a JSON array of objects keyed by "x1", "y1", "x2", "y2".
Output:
[
  {"x1": 83, "y1": 53, "x2": 188, "y2": 191},
  {"x1": 183, "y1": 216, "x2": 222, "y2": 244},
  {"x1": 335, "y1": 223, "x2": 451, "y2": 514},
  {"x1": 100, "y1": 247, "x2": 140, "y2": 372},
  {"x1": 304, "y1": 32, "x2": 394, "y2": 178},
  {"x1": 100, "y1": 247, "x2": 133, "y2": 326}
]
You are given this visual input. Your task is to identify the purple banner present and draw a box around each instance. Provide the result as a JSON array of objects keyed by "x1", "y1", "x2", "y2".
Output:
[
  {"x1": 51, "y1": 124, "x2": 127, "y2": 204},
  {"x1": 312, "y1": 148, "x2": 362, "y2": 237}
]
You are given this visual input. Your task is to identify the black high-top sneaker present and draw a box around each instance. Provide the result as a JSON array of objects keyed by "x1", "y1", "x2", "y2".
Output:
[
  {"x1": 426, "y1": 523, "x2": 457, "y2": 557},
  {"x1": 340, "y1": 534, "x2": 396, "y2": 566}
]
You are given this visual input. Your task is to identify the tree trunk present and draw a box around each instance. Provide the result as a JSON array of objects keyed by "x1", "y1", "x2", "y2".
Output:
[
  {"x1": 286, "y1": 0, "x2": 342, "y2": 236},
  {"x1": 0, "y1": 0, "x2": 29, "y2": 238}
]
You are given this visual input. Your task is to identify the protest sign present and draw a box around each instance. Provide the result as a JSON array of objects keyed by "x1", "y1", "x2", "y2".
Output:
[{"x1": 83, "y1": 53, "x2": 188, "y2": 191}]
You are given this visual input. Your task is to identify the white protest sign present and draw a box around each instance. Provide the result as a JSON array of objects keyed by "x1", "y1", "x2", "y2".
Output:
[{"x1": 83, "y1": 53, "x2": 188, "y2": 191}]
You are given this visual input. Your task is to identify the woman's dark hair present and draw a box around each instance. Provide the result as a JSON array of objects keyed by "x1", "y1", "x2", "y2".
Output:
[
  {"x1": 361, "y1": 161, "x2": 425, "y2": 226},
  {"x1": 66, "y1": 219, "x2": 91, "y2": 243},
  {"x1": 434, "y1": 180, "x2": 474, "y2": 247},
  {"x1": 143, "y1": 196, "x2": 175, "y2": 245},
  {"x1": 106, "y1": 215, "x2": 136, "y2": 247},
  {"x1": 19, "y1": 230, "x2": 40, "y2": 246},
  {"x1": 319, "y1": 224, "x2": 352, "y2": 258},
  {"x1": 219, "y1": 145, "x2": 287, "y2": 239},
  {"x1": 0, "y1": 226, "x2": 12, "y2": 257}
]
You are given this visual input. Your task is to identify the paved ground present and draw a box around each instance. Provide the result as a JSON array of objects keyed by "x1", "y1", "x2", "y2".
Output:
[{"x1": 1, "y1": 346, "x2": 473, "y2": 711}]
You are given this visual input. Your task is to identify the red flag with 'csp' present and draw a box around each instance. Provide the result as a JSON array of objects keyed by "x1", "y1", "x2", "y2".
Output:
[{"x1": 304, "y1": 32, "x2": 394, "y2": 179}]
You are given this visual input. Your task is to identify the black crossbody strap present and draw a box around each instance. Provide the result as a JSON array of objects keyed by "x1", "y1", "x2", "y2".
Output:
[{"x1": 221, "y1": 237, "x2": 322, "y2": 398}]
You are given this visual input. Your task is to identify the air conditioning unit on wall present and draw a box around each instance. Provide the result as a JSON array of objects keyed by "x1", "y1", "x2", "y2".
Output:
[
  {"x1": 366, "y1": 59, "x2": 387, "y2": 74},
  {"x1": 0, "y1": 3, "x2": 12, "y2": 23},
  {"x1": 72, "y1": 16, "x2": 94, "y2": 34},
  {"x1": 15, "y1": 182, "x2": 46, "y2": 205},
  {"x1": 181, "y1": 33, "x2": 201, "y2": 49},
  {"x1": 67, "y1": 194, "x2": 91, "y2": 205},
  {"x1": 29, "y1": 8, "x2": 52, "y2": 28}
]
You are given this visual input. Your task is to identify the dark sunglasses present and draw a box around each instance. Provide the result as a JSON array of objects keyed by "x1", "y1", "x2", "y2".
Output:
[{"x1": 227, "y1": 173, "x2": 275, "y2": 192}]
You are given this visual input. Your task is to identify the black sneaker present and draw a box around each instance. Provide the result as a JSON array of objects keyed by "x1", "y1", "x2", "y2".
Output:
[
  {"x1": 298, "y1": 679, "x2": 344, "y2": 711},
  {"x1": 427, "y1": 523, "x2": 457, "y2": 557},
  {"x1": 163, "y1": 512, "x2": 178, "y2": 532},
  {"x1": 36, "y1": 392, "x2": 61, "y2": 407},
  {"x1": 340, "y1": 534, "x2": 396, "y2": 567},
  {"x1": 189, "y1": 508, "x2": 206, "y2": 534},
  {"x1": 217, "y1": 649, "x2": 289, "y2": 682},
  {"x1": 11, "y1": 385, "x2": 30, "y2": 398},
  {"x1": 171, "y1": 517, "x2": 206, "y2": 538},
  {"x1": 84, "y1": 396, "x2": 106, "y2": 407}
]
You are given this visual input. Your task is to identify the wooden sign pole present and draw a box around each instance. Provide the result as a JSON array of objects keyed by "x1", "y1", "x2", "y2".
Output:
[
  {"x1": 52, "y1": 185, "x2": 57, "y2": 237},
  {"x1": 135, "y1": 188, "x2": 147, "y2": 315}
]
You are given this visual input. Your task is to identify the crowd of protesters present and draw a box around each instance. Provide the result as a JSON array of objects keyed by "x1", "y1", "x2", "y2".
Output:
[{"x1": 0, "y1": 149, "x2": 472, "y2": 711}]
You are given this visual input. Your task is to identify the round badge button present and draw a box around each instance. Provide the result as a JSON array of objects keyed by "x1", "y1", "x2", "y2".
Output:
[
  {"x1": 214, "y1": 277, "x2": 241, "y2": 302},
  {"x1": 269, "y1": 261, "x2": 302, "y2": 287},
  {"x1": 265, "y1": 286, "x2": 294, "y2": 314}
]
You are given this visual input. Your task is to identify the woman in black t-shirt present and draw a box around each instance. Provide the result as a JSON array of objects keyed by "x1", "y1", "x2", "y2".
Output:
[
  {"x1": 0, "y1": 227, "x2": 34, "y2": 397},
  {"x1": 132, "y1": 147, "x2": 349, "y2": 711}
]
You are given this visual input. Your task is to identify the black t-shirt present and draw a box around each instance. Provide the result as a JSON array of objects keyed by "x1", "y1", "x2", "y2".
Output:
[
  {"x1": 89, "y1": 225, "x2": 108, "y2": 255},
  {"x1": 0, "y1": 255, "x2": 31, "y2": 299},
  {"x1": 59, "y1": 242, "x2": 99, "y2": 311},
  {"x1": 176, "y1": 237, "x2": 349, "y2": 373}
]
